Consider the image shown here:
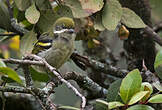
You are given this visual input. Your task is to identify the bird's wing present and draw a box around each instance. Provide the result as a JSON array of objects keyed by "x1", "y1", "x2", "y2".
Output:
[{"x1": 32, "y1": 38, "x2": 53, "y2": 55}]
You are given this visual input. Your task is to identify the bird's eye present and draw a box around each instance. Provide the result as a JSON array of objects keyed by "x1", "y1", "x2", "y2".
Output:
[
  {"x1": 55, "y1": 26, "x2": 59, "y2": 31},
  {"x1": 55, "y1": 26, "x2": 62, "y2": 31},
  {"x1": 68, "y1": 29, "x2": 74, "y2": 34}
]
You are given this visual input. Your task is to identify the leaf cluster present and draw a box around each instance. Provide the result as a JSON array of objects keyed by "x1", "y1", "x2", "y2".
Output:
[
  {"x1": 0, "y1": 0, "x2": 147, "y2": 54},
  {"x1": 96, "y1": 69, "x2": 162, "y2": 110}
]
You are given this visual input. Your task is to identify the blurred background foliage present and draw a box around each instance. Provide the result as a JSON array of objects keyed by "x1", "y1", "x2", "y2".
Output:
[
  {"x1": 150, "y1": 0, "x2": 162, "y2": 50},
  {"x1": 150, "y1": 0, "x2": 162, "y2": 22}
]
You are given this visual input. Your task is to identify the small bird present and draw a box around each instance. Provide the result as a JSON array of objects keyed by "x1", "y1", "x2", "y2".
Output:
[{"x1": 32, "y1": 17, "x2": 76, "y2": 73}]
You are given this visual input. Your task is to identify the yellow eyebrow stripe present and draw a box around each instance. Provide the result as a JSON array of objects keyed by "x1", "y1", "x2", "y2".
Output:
[{"x1": 37, "y1": 42, "x2": 51, "y2": 47}]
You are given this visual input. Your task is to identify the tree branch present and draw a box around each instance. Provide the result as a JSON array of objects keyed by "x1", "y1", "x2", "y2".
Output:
[
  {"x1": 0, "y1": 86, "x2": 32, "y2": 94},
  {"x1": 1, "y1": 55, "x2": 86, "y2": 110},
  {"x1": 71, "y1": 52, "x2": 128, "y2": 78},
  {"x1": 142, "y1": 70, "x2": 160, "y2": 84},
  {"x1": 1, "y1": 58, "x2": 44, "y2": 66},
  {"x1": 0, "y1": 33, "x2": 18, "y2": 36},
  {"x1": 5, "y1": 0, "x2": 25, "y2": 35},
  {"x1": 143, "y1": 26, "x2": 162, "y2": 46},
  {"x1": 11, "y1": 18, "x2": 28, "y2": 35},
  {"x1": 64, "y1": 72, "x2": 108, "y2": 98},
  {"x1": 0, "y1": 85, "x2": 57, "y2": 110},
  {"x1": 22, "y1": 64, "x2": 33, "y2": 87},
  {"x1": 153, "y1": 21, "x2": 162, "y2": 33},
  {"x1": 6, "y1": 0, "x2": 13, "y2": 19},
  {"x1": 41, "y1": 82, "x2": 57, "y2": 110},
  {"x1": 30, "y1": 90, "x2": 47, "y2": 110},
  {"x1": 27, "y1": 54, "x2": 86, "y2": 110}
]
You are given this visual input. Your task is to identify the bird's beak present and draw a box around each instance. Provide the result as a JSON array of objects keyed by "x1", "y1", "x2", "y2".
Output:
[{"x1": 67, "y1": 29, "x2": 75, "y2": 34}]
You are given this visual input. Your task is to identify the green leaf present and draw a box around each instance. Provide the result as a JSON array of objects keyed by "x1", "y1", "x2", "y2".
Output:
[
  {"x1": 1, "y1": 76, "x2": 16, "y2": 83},
  {"x1": 121, "y1": 8, "x2": 146, "y2": 28},
  {"x1": 20, "y1": 31, "x2": 37, "y2": 56},
  {"x1": 88, "y1": 39, "x2": 95, "y2": 48},
  {"x1": 36, "y1": 10, "x2": 59, "y2": 33},
  {"x1": 21, "y1": 20, "x2": 33, "y2": 29},
  {"x1": 14, "y1": 0, "x2": 31, "y2": 11},
  {"x1": 96, "y1": 99, "x2": 108, "y2": 110},
  {"x1": 154, "y1": 49, "x2": 162, "y2": 80},
  {"x1": 0, "y1": 60, "x2": 6, "y2": 67},
  {"x1": 64, "y1": 0, "x2": 90, "y2": 18},
  {"x1": 79, "y1": 0, "x2": 104, "y2": 14},
  {"x1": 102, "y1": 0, "x2": 122, "y2": 30},
  {"x1": 0, "y1": 2, "x2": 11, "y2": 31},
  {"x1": 58, "y1": 106, "x2": 80, "y2": 110},
  {"x1": 30, "y1": 67, "x2": 49, "y2": 82},
  {"x1": 127, "y1": 105, "x2": 154, "y2": 110},
  {"x1": 140, "y1": 82, "x2": 153, "y2": 102},
  {"x1": 108, "y1": 101, "x2": 124, "y2": 109},
  {"x1": 148, "y1": 94, "x2": 162, "y2": 103},
  {"x1": 107, "y1": 79, "x2": 122, "y2": 102},
  {"x1": 13, "y1": 7, "x2": 32, "y2": 29},
  {"x1": 0, "y1": 67, "x2": 23, "y2": 85},
  {"x1": 141, "y1": 82, "x2": 153, "y2": 94},
  {"x1": 13, "y1": 7, "x2": 26, "y2": 23},
  {"x1": 120, "y1": 69, "x2": 142, "y2": 104},
  {"x1": 128, "y1": 91, "x2": 149, "y2": 105},
  {"x1": 25, "y1": 3, "x2": 40, "y2": 24},
  {"x1": 94, "y1": 12, "x2": 105, "y2": 31},
  {"x1": 96, "y1": 99, "x2": 109, "y2": 109},
  {"x1": 54, "y1": 5, "x2": 73, "y2": 18},
  {"x1": 153, "y1": 82, "x2": 162, "y2": 92},
  {"x1": 35, "y1": 0, "x2": 52, "y2": 10}
]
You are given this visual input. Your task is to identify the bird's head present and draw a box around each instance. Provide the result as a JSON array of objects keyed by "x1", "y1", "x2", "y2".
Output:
[{"x1": 53, "y1": 17, "x2": 76, "y2": 41}]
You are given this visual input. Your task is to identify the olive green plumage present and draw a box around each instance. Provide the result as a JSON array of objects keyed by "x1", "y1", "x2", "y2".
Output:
[
  {"x1": 54, "y1": 17, "x2": 75, "y2": 29},
  {"x1": 32, "y1": 17, "x2": 76, "y2": 73}
]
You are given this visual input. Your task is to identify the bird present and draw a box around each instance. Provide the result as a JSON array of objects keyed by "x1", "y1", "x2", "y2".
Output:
[{"x1": 32, "y1": 17, "x2": 76, "y2": 73}]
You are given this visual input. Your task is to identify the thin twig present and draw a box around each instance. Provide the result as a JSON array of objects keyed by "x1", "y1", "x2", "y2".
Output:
[
  {"x1": 11, "y1": 18, "x2": 29, "y2": 35},
  {"x1": 142, "y1": 26, "x2": 162, "y2": 46},
  {"x1": 46, "y1": 98, "x2": 57, "y2": 110},
  {"x1": 5, "y1": 0, "x2": 24, "y2": 36},
  {"x1": 142, "y1": 70, "x2": 160, "y2": 84},
  {"x1": 6, "y1": 0, "x2": 13, "y2": 18},
  {"x1": 0, "y1": 86, "x2": 31, "y2": 93},
  {"x1": 27, "y1": 54, "x2": 86, "y2": 110},
  {"x1": 0, "y1": 86, "x2": 54, "y2": 94},
  {"x1": 1, "y1": 56, "x2": 86, "y2": 109},
  {"x1": 22, "y1": 64, "x2": 33, "y2": 87},
  {"x1": 2, "y1": 58, "x2": 44, "y2": 87},
  {"x1": 1, "y1": 58, "x2": 44, "y2": 66},
  {"x1": 71, "y1": 52, "x2": 128, "y2": 78},
  {"x1": 5, "y1": 1, "x2": 25, "y2": 36},
  {"x1": 42, "y1": 82, "x2": 57, "y2": 110},
  {"x1": 64, "y1": 72, "x2": 108, "y2": 97},
  {"x1": 30, "y1": 90, "x2": 47, "y2": 110},
  {"x1": 153, "y1": 21, "x2": 162, "y2": 33},
  {"x1": 0, "y1": 33, "x2": 18, "y2": 36},
  {"x1": 2, "y1": 91, "x2": 6, "y2": 110},
  {"x1": 1, "y1": 83, "x2": 6, "y2": 110},
  {"x1": 0, "y1": 85, "x2": 56, "y2": 110}
]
